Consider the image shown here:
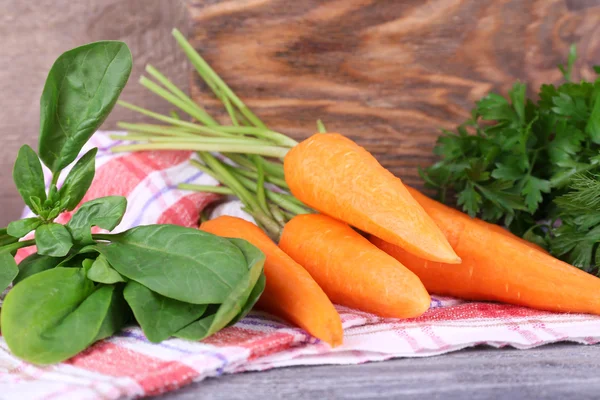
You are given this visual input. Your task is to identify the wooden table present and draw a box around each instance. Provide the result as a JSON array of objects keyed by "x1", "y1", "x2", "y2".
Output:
[
  {"x1": 159, "y1": 343, "x2": 600, "y2": 399},
  {"x1": 1, "y1": 1, "x2": 600, "y2": 399}
]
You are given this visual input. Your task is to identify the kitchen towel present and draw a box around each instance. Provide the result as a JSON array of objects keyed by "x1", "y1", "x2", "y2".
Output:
[{"x1": 2, "y1": 132, "x2": 599, "y2": 400}]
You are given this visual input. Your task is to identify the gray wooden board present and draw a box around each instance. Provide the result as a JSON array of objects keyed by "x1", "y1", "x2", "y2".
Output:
[{"x1": 157, "y1": 343, "x2": 600, "y2": 400}]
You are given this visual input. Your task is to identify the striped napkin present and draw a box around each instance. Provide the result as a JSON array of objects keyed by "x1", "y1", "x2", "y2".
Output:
[{"x1": 2, "y1": 132, "x2": 599, "y2": 400}]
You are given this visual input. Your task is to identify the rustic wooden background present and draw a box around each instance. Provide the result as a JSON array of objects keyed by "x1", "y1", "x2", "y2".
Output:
[{"x1": 1, "y1": 0, "x2": 600, "y2": 227}]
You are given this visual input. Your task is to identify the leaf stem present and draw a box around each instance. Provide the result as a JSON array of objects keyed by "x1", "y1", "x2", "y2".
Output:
[
  {"x1": 111, "y1": 142, "x2": 290, "y2": 158},
  {"x1": 0, "y1": 239, "x2": 36, "y2": 254},
  {"x1": 179, "y1": 184, "x2": 233, "y2": 194}
]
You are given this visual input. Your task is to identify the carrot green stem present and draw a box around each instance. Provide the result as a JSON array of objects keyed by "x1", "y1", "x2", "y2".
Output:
[
  {"x1": 172, "y1": 28, "x2": 268, "y2": 130},
  {"x1": 117, "y1": 123, "x2": 197, "y2": 138},
  {"x1": 111, "y1": 142, "x2": 290, "y2": 158},
  {"x1": 251, "y1": 155, "x2": 271, "y2": 216},
  {"x1": 269, "y1": 204, "x2": 287, "y2": 226},
  {"x1": 145, "y1": 65, "x2": 207, "y2": 115},
  {"x1": 317, "y1": 119, "x2": 327, "y2": 133},
  {"x1": 140, "y1": 76, "x2": 217, "y2": 126},
  {"x1": 179, "y1": 184, "x2": 233, "y2": 194},
  {"x1": 199, "y1": 153, "x2": 281, "y2": 237},
  {"x1": 118, "y1": 101, "x2": 233, "y2": 137},
  {"x1": 232, "y1": 166, "x2": 289, "y2": 189},
  {"x1": 113, "y1": 135, "x2": 274, "y2": 147}
]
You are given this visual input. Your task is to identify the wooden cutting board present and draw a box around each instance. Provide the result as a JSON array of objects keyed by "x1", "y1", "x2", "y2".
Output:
[{"x1": 186, "y1": 0, "x2": 600, "y2": 189}]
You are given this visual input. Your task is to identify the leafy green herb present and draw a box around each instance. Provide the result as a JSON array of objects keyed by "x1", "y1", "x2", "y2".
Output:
[
  {"x1": 124, "y1": 281, "x2": 207, "y2": 343},
  {"x1": 7, "y1": 217, "x2": 42, "y2": 238},
  {"x1": 38, "y1": 42, "x2": 132, "y2": 175},
  {"x1": 58, "y1": 148, "x2": 97, "y2": 210},
  {"x1": 13, "y1": 145, "x2": 47, "y2": 211},
  {"x1": 66, "y1": 196, "x2": 127, "y2": 245},
  {"x1": 422, "y1": 46, "x2": 600, "y2": 274},
  {"x1": 86, "y1": 254, "x2": 126, "y2": 284},
  {"x1": 13, "y1": 253, "x2": 64, "y2": 285},
  {"x1": 0, "y1": 39, "x2": 266, "y2": 365}
]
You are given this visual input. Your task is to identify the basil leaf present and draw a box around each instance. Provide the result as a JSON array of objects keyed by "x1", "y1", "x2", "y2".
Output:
[
  {"x1": 7, "y1": 218, "x2": 42, "y2": 238},
  {"x1": 13, "y1": 145, "x2": 47, "y2": 211},
  {"x1": 35, "y1": 223, "x2": 73, "y2": 257},
  {"x1": 98, "y1": 225, "x2": 249, "y2": 304},
  {"x1": 87, "y1": 254, "x2": 125, "y2": 284},
  {"x1": 66, "y1": 196, "x2": 127, "y2": 245},
  {"x1": 14, "y1": 253, "x2": 64, "y2": 285},
  {"x1": 175, "y1": 238, "x2": 265, "y2": 340},
  {"x1": 58, "y1": 148, "x2": 97, "y2": 211},
  {"x1": 93, "y1": 284, "x2": 130, "y2": 341},
  {"x1": 0, "y1": 228, "x2": 19, "y2": 247},
  {"x1": 0, "y1": 253, "x2": 19, "y2": 293},
  {"x1": 124, "y1": 281, "x2": 207, "y2": 343},
  {"x1": 1, "y1": 267, "x2": 124, "y2": 364},
  {"x1": 38, "y1": 41, "x2": 132, "y2": 174}
]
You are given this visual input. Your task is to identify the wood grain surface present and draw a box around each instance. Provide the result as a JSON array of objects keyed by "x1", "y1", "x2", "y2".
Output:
[
  {"x1": 187, "y1": 0, "x2": 600, "y2": 187},
  {"x1": 0, "y1": 0, "x2": 190, "y2": 225},
  {"x1": 159, "y1": 343, "x2": 600, "y2": 400}
]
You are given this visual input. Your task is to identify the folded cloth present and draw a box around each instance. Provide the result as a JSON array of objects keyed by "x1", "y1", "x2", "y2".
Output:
[{"x1": 2, "y1": 132, "x2": 599, "y2": 400}]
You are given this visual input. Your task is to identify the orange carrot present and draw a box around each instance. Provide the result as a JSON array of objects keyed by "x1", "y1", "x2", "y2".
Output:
[
  {"x1": 279, "y1": 213, "x2": 431, "y2": 319},
  {"x1": 200, "y1": 216, "x2": 343, "y2": 346},
  {"x1": 283, "y1": 133, "x2": 460, "y2": 264},
  {"x1": 370, "y1": 187, "x2": 600, "y2": 315}
]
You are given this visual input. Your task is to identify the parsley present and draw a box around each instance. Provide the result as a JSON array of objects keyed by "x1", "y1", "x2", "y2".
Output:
[{"x1": 423, "y1": 46, "x2": 600, "y2": 274}]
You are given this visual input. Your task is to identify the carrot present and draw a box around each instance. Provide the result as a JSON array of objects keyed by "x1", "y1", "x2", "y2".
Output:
[
  {"x1": 284, "y1": 133, "x2": 460, "y2": 264},
  {"x1": 200, "y1": 216, "x2": 343, "y2": 346},
  {"x1": 279, "y1": 213, "x2": 431, "y2": 319},
  {"x1": 370, "y1": 187, "x2": 600, "y2": 315}
]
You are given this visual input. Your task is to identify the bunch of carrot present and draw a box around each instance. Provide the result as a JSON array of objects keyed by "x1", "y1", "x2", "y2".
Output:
[{"x1": 115, "y1": 29, "x2": 600, "y2": 346}]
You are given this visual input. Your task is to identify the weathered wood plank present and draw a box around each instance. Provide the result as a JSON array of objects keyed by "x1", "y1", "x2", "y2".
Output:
[
  {"x1": 187, "y1": 0, "x2": 600, "y2": 188},
  {"x1": 159, "y1": 343, "x2": 600, "y2": 400},
  {"x1": 0, "y1": 0, "x2": 190, "y2": 225}
]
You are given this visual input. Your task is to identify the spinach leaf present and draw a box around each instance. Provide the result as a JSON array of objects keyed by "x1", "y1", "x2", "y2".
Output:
[
  {"x1": 93, "y1": 284, "x2": 130, "y2": 341},
  {"x1": 0, "y1": 267, "x2": 124, "y2": 364},
  {"x1": 35, "y1": 223, "x2": 73, "y2": 257},
  {"x1": 59, "y1": 148, "x2": 97, "y2": 211},
  {"x1": 7, "y1": 217, "x2": 42, "y2": 238},
  {"x1": 0, "y1": 253, "x2": 19, "y2": 293},
  {"x1": 38, "y1": 41, "x2": 132, "y2": 174},
  {"x1": 14, "y1": 253, "x2": 64, "y2": 285},
  {"x1": 124, "y1": 281, "x2": 207, "y2": 343},
  {"x1": 66, "y1": 196, "x2": 126, "y2": 245},
  {"x1": 175, "y1": 238, "x2": 265, "y2": 340},
  {"x1": 87, "y1": 254, "x2": 126, "y2": 284},
  {"x1": 0, "y1": 228, "x2": 18, "y2": 248},
  {"x1": 13, "y1": 145, "x2": 47, "y2": 211},
  {"x1": 98, "y1": 225, "x2": 249, "y2": 304}
]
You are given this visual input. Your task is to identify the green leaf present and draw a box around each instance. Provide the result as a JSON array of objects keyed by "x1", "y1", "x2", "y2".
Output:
[
  {"x1": 1, "y1": 267, "x2": 124, "y2": 364},
  {"x1": 29, "y1": 196, "x2": 43, "y2": 215},
  {"x1": 7, "y1": 218, "x2": 42, "y2": 239},
  {"x1": 476, "y1": 93, "x2": 515, "y2": 122},
  {"x1": 456, "y1": 183, "x2": 482, "y2": 217},
  {"x1": 124, "y1": 281, "x2": 207, "y2": 343},
  {"x1": 35, "y1": 223, "x2": 73, "y2": 257},
  {"x1": 38, "y1": 41, "x2": 132, "y2": 174},
  {"x1": 87, "y1": 254, "x2": 126, "y2": 284},
  {"x1": 0, "y1": 253, "x2": 19, "y2": 293},
  {"x1": 14, "y1": 253, "x2": 64, "y2": 285},
  {"x1": 509, "y1": 82, "x2": 526, "y2": 123},
  {"x1": 176, "y1": 238, "x2": 265, "y2": 340},
  {"x1": 491, "y1": 164, "x2": 523, "y2": 180},
  {"x1": 66, "y1": 196, "x2": 127, "y2": 245},
  {"x1": 59, "y1": 148, "x2": 97, "y2": 211},
  {"x1": 521, "y1": 176, "x2": 551, "y2": 213},
  {"x1": 0, "y1": 228, "x2": 19, "y2": 248},
  {"x1": 551, "y1": 92, "x2": 588, "y2": 121},
  {"x1": 558, "y1": 44, "x2": 577, "y2": 81},
  {"x1": 229, "y1": 272, "x2": 266, "y2": 327},
  {"x1": 547, "y1": 121, "x2": 584, "y2": 164},
  {"x1": 13, "y1": 145, "x2": 47, "y2": 212},
  {"x1": 586, "y1": 90, "x2": 600, "y2": 144},
  {"x1": 97, "y1": 225, "x2": 250, "y2": 304},
  {"x1": 594, "y1": 66, "x2": 600, "y2": 74}
]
